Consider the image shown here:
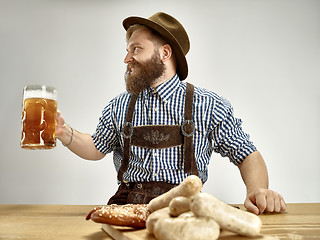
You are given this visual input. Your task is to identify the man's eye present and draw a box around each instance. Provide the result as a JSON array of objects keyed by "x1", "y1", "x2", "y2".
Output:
[{"x1": 134, "y1": 47, "x2": 140, "y2": 53}]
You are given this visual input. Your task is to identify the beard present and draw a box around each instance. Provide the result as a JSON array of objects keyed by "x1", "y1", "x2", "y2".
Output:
[{"x1": 125, "y1": 50, "x2": 165, "y2": 94}]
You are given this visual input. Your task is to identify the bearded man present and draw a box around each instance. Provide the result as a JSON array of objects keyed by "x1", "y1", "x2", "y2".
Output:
[{"x1": 56, "y1": 12, "x2": 286, "y2": 215}]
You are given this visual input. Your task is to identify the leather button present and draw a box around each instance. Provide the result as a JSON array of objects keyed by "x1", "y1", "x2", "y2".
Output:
[{"x1": 136, "y1": 183, "x2": 143, "y2": 189}]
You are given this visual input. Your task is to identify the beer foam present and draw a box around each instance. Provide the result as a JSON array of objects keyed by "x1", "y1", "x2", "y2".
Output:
[{"x1": 23, "y1": 88, "x2": 57, "y2": 100}]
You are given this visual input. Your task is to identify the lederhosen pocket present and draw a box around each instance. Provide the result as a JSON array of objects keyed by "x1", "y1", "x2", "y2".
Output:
[{"x1": 109, "y1": 83, "x2": 198, "y2": 204}]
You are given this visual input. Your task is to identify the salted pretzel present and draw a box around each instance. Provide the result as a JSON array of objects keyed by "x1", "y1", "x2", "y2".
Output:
[{"x1": 86, "y1": 204, "x2": 150, "y2": 228}]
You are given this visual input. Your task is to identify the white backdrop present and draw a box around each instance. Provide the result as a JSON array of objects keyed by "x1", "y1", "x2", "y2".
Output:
[{"x1": 0, "y1": 0, "x2": 319, "y2": 205}]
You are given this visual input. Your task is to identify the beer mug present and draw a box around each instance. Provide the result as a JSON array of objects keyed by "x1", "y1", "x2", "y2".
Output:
[{"x1": 21, "y1": 85, "x2": 58, "y2": 149}]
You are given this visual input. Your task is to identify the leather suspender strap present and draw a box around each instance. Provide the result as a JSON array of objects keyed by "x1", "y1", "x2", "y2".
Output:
[
  {"x1": 182, "y1": 83, "x2": 199, "y2": 176},
  {"x1": 118, "y1": 83, "x2": 199, "y2": 182},
  {"x1": 118, "y1": 94, "x2": 138, "y2": 181}
]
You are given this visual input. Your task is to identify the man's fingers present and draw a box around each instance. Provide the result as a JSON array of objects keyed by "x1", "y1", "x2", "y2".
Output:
[
  {"x1": 244, "y1": 197, "x2": 259, "y2": 215},
  {"x1": 55, "y1": 110, "x2": 67, "y2": 137},
  {"x1": 246, "y1": 189, "x2": 287, "y2": 214},
  {"x1": 255, "y1": 191, "x2": 267, "y2": 214},
  {"x1": 56, "y1": 110, "x2": 65, "y2": 126},
  {"x1": 280, "y1": 198, "x2": 287, "y2": 212},
  {"x1": 266, "y1": 191, "x2": 287, "y2": 213},
  {"x1": 266, "y1": 192, "x2": 275, "y2": 212},
  {"x1": 273, "y1": 197, "x2": 281, "y2": 212}
]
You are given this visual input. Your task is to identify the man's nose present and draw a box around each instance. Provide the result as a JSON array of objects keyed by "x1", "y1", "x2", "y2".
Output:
[{"x1": 124, "y1": 52, "x2": 133, "y2": 64}]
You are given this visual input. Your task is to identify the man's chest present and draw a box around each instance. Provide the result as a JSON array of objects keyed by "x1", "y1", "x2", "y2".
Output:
[{"x1": 131, "y1": 93, "x2": 186, "y2": 126}]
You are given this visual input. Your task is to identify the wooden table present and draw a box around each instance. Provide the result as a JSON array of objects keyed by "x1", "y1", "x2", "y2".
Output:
[{"x1": 0, "y1": 203, "x2": 319, "y2": 239}]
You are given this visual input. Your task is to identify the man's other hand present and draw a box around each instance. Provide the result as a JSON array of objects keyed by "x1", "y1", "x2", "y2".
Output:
[{"x1": 244, "y1": 188, "x2": 286, "y2": 215}]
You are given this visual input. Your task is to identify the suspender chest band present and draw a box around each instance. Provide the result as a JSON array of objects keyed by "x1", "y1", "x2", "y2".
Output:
[{"x1": 130, "y1": 125, "x2": 183, "y2": 149}]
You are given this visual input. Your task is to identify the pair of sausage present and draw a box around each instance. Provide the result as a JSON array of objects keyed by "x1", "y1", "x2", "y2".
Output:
[{"x1": 147, "y1": 175, "x2": 262, "y2": 240}]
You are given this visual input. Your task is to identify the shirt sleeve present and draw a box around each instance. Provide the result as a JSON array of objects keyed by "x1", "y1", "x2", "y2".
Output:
[
  {"x1": 91, "y1": 100, "x2": 120, "y2": 154},
  {"x1": 211, "y1": 97, "x2": 257, "y2": 165}
]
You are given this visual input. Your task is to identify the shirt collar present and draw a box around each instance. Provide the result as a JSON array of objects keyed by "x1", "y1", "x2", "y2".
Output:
[{"x1": 151, "y1": 74, "x2": 180, "y2": 103}]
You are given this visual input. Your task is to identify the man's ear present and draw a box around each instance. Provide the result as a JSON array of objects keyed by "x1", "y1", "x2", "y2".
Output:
[{"x1": 160, "y1": 44, "x2": 173, "y2": 63}]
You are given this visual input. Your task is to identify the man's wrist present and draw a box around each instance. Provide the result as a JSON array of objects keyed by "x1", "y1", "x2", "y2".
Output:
[
  {"x1": 62, "y1": 125, "x2": 73, "y2": 147},
  {"x1": 58, "y1": 124, "x2": 74, "y2": 147}
]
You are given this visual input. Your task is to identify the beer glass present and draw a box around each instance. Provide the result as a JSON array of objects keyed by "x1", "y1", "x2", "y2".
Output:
[{"x1": 21, "y1": 85, "x2": 58, "y2": 149}]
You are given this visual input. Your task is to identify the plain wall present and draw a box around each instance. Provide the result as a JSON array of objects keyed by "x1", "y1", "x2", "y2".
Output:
[{"x1": 0, "y1": 0, "x2": 319, "y2": 204}]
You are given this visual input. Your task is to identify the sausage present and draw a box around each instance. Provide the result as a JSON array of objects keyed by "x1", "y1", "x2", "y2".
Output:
[
  {"x1": 169, "y1": 196, "x2": 191, "y2": 216},
  {"x1": 178, "y1": 211, "x2": 194, "y2": 218},
  {"x1": 146, "y1": 207, "x2": 171, "y2": 234},
  {"x1": 190, "y1": 192, "x2": 262, "y2": 237},
  {"x1": 148, "y1": 175, "x2": 202, "y2": 212},
  {"x1": 153, "y1": 215, "x2": 220, "y2": 240}
]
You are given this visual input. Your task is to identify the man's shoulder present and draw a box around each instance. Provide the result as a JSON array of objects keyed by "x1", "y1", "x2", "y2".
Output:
[
  {"x1": 101, "y1": 91, "x2": 132, "y2": 114},
  {"x1": 109, "y1": 91, "x2": 132, "y2": 105},
  {"x1": 191, "y1": 83, "x2": 232, "y2": 109},
  {"x1": 191, "y1": 84, "x2": 222, "y2": 101}
]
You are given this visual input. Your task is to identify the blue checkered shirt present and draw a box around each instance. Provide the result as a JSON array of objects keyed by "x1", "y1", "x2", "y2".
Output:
[{"x1": 92, "y1": 74, "x2": 256, "y2": 184}]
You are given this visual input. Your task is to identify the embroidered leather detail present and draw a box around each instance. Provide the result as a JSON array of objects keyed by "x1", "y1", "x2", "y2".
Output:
[{"x1": 143, "y1": 130, "x2": 170, "y2": 145}]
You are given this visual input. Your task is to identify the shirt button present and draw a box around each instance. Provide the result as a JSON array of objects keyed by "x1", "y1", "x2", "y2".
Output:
[
  {"x1": 153, "y1": 173, "x2": 158, "y2": 176},
  {"x1": 154, "y1": 108, "x2": 158, "y2": 112},
  {"x1": 154, "y1": 153, "x2": 158, "y2": 157}
]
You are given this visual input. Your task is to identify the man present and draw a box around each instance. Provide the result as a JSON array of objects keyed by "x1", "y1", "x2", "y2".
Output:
[{"x1": 56, "y1": 12, "x2": 286, "y2": 215}]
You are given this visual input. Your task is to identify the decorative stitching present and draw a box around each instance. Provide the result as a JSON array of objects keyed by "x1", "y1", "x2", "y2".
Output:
[{"x1": 143, "y1": 130, "x2": 170, "y2": 144}]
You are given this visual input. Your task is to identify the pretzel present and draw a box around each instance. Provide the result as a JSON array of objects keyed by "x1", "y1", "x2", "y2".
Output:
[{"x1": 86, "y1": 204, "x2": 150, "y2": 228}]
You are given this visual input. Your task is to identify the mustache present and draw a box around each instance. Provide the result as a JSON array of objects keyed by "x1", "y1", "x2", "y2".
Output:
[{"x1": 126, "y1": 61, "x2": 141, "y2": 71}]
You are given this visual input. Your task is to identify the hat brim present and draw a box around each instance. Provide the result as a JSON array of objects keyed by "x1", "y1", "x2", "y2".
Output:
[{"x1": 123, "y1": 16, "x2": 188, "y2": 80}]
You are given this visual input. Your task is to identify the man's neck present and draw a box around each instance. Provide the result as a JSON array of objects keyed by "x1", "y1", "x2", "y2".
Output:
[{"x1": 150, "y1": 71, "x2": 176, "y2": 88}]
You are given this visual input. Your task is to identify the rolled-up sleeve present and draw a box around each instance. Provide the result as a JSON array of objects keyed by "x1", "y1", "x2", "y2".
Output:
[
  {"x1": 211, "y1": 97, "x2": 256, "y2": 165},
  {"x1": 92, "y1": 100, "x2": 119, "y2": 154}
]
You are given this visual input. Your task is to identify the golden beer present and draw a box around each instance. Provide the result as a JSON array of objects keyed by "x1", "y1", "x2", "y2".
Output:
[{"x1": 21, "y1": 85, "x2": 57, "y2": 149}]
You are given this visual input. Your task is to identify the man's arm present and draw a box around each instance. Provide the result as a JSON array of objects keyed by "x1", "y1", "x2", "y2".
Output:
[
  {"x1": 56, "y1": 111, "x2": 105, "y2": 160},
  {"x1": 238, "y1": 151, "x2": 286, "y2": 214}
]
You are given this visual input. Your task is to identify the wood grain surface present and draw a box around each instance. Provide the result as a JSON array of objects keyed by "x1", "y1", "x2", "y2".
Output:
[{"x1": 0, "y1": 203, "x2": 319, "y2": 239}]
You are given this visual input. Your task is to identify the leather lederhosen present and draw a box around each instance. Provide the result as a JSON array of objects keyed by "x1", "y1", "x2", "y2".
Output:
[{"x1": 108, "y1": 83, "x2": 199, "y2": 205}]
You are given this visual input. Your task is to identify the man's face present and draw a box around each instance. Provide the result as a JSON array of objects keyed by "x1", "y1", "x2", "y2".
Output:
[{"x1": 124, "y1": 28, "x2": 165, "y2": 94}]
